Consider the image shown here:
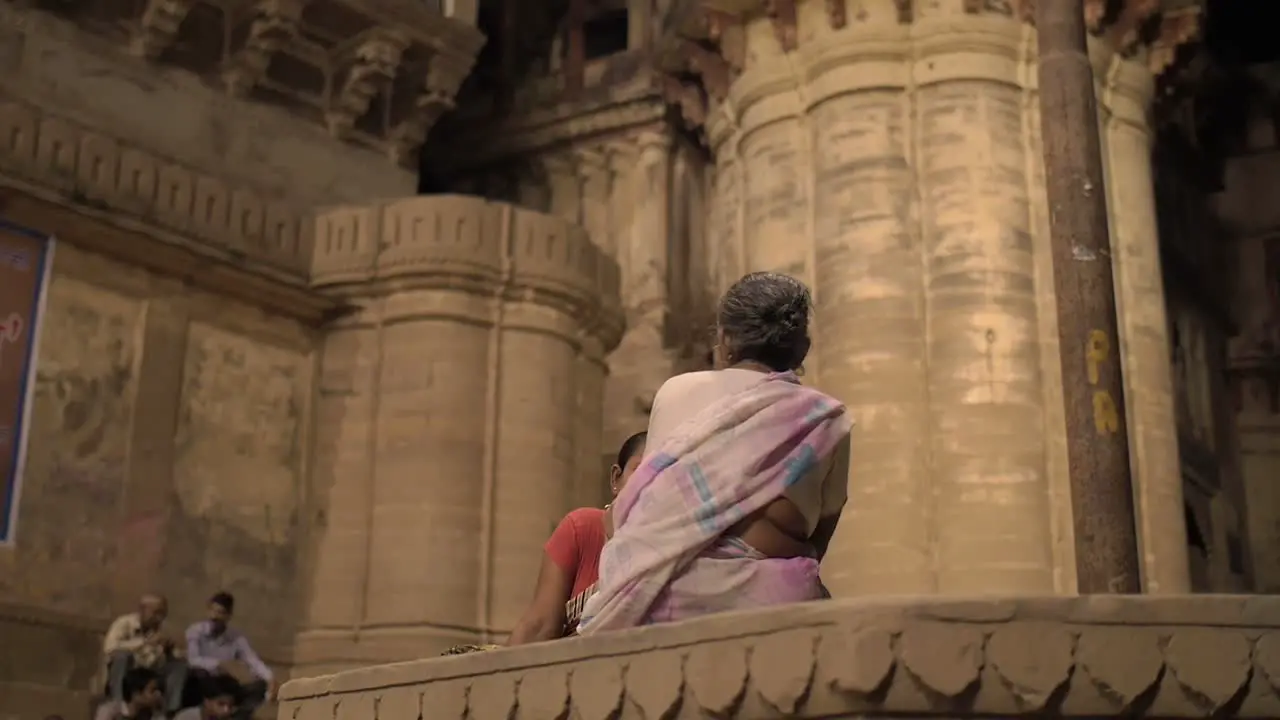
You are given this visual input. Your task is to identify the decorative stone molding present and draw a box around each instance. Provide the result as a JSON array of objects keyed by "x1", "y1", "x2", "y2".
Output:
[
  {"x1": 221, "y1": 0, "x2": 309, "y2": 98},
  {"x1": 655, "y1": 0, "x2": 1203, "y2": 134},
  {"x1": 310, "y1": 195, "x2": 624, "y2": 347},
  {"x1": 4, "y1": 0, "x2": 486, "y2": 165},
  {"x1": 281, "y1": 595, "x2": 1280, "y2": 720},
  {"x1": 434, "y1": 50, "x2": 667, "y2": 172},
  {"x1": 0, "y1": 95, "x2": 315, "y2": 279}
]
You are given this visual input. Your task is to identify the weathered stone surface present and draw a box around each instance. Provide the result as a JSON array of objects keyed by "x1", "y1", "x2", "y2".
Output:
[
  {"x1": 294, "y1": 196, "x2": 623, "y2": 672},
  {"x1": 0, "y1": 244, "x2": 314, "y2": 713},
  {"x1": 281, "y1": 596, "x2": 1280, "y2": 720}
]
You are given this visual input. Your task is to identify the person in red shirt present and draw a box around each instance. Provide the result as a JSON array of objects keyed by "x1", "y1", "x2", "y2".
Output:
[{"x1": 507, "y1": 431, "x2": 647, "y2": 645}]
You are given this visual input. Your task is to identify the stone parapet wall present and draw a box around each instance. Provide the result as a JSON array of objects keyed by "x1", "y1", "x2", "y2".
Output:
[{"x1": 281, "y1": 595, "x2": 1280, "y2": 720}]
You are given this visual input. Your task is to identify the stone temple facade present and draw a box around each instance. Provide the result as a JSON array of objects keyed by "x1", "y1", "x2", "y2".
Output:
[{"x1": 3, "y1": 0, "x2": 1280, "y2": 717}]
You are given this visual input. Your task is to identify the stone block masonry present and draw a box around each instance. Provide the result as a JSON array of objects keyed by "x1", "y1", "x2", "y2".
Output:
[
  {"x1": 294, "y1": 196, "x2": 623, "y2": 673},
  {"x1": 688, "y1": 0, "x2": 1194, "y2": 597}
]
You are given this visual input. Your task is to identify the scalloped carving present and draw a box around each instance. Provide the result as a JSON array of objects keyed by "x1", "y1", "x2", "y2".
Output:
[
  {"x1": 987, "y1": 621, "x2": 1075, "y2": 710},
  {"x1": 517, "y1": 666, "x2": 570, "y2": 720},
  {"x1": 750, "y1": 629, "x2": 818, "y2": 713},
  {"x1": 1077, "y1": 627, "x2": 1163, "y2": 710},
  {"x1": 379, "y1": 686, "x2": 425, "y2": 720},
  {"x1": 625, "y1": 650, "x2": 685, "y2": 720},
  {"x1": 1255, "y1": 632, "x2": 1280, "y2": 691},
  {"x1": 687, "y1": 641, "x2": 749, "y2": 716},
  {"x1": 334, "y1": 691, "x2": 374, "y2": 720},
  {"x1": 899, "y1": 622, "x2": 985, "y2": 697},
  {"x1": 819, "y1": 625, "x2": 894, "y2": 696},
  {"x1": 469, "y1": 674, "x2": 517, "y2": 720},
  {"x1": 1165, "y1": 629, "x2": 1253, "y2": 712},
  {"x1": 570, "y1": 658, "x2": 625, "y2": 720}
]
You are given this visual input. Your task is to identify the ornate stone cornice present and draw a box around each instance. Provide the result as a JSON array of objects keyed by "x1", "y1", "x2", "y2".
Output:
[
  {"x1": 654, "y1": 0, "x2": 1203, "y2": 134},
  {"x1": 8, "y1": 0, "x2": 486, "y2": 166},
  {"x1": 281, "y1": 595, "x2": 1280, "y2": 720},
  {"x1": 0, "y1": 95, "x2": 341, "y2": 324}
]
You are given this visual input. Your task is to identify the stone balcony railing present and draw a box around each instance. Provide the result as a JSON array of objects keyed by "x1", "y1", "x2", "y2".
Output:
[{"x1": 280, "y1": 595, "x2": 1280, "y2": 720}]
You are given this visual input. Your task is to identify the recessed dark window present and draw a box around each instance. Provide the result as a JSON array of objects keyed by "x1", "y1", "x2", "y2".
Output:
[
  {"x1": 1227, "y1": 533, "x2": 1245, "y2": 574},
  {"x1": 583, "y1": 9, "x2": 629, "y2": 60}
]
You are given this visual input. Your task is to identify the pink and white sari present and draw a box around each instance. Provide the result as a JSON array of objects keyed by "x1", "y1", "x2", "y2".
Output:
[{"x1": 577, "y1": 371, "x2": 852, "y2": 635}]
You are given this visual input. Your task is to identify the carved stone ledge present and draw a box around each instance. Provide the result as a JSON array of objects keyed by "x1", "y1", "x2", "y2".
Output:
[
  {"x1": 0, "y1": 95, "x2": 339, "y2": 322},
  {"x1": 281, "y1": 595, "x2": 1280, "y2": 720},
  {"x1": 10, "y1": 0, "x2": 486, "y2": 165}
]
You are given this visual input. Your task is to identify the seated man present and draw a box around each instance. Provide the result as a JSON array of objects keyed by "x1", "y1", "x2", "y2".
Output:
[
  {"x1": 185, "y1": 592, "x2": 273, "y2": 720},
  {"x1": 104, "y1": 593, "x2": 187, "y2": 714},
  {"x1": 173, "y1": 673, "x2": 238, "y2": 720},
  {"x1": 94, "y1": 667, "x2": 164, "y2": 720}
]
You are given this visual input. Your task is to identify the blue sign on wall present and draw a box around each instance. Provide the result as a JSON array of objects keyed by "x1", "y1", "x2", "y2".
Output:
[{"x1": 0, "y1": 219, "x2": 55, "y2": 544}]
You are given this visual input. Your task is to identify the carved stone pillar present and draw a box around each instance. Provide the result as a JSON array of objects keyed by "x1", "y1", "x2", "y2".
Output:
[
  {"x1": 542, "y1": 153, "x2": 583, "y2": 224},
  {"x1": 633, "y1": 128, "x2": 673, "y2": 319},
  {"x1": 295, "y1": 196, "x2": 621, "y2": 670},
  {"x1": 576, "y1": 148, "x2": 613, "y2": 256},
  {"x1": 683, "y1": 0, "x2": 1197, "y2": 595},
  {"x1": 1095, "y1": 49, "x2": 1191, "y2": 594},
  {"x1": 602, "y1": 130, "x2": 677, "y2": 451}
]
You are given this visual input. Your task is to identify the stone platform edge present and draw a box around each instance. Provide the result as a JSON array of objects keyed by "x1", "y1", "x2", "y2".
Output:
[{"x1": 280, "y1": 595, "x2": 1280, "y2": 719}]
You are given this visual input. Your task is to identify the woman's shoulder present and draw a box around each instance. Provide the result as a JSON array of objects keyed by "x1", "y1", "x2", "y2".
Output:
[
  {"x1": 656, "y1": 369, "x2": 759, "y2": 397},
  {"x1": 656, "y1": 370, "x2": 717, "y2": 394}
]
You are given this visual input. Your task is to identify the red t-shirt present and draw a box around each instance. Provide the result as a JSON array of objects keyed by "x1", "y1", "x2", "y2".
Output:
[{"x1": 544, "y1": 507, "x2": 607, "y2": 598}]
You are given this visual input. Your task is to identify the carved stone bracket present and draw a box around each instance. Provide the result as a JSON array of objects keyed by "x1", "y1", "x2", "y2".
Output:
[
  {"x1": 763, "y1": 0, "x2": 798, "y2": 52},
  {"x1": 660, "y1": 76, "x2": 708, "y2": 128},
  {"x1": 824, "y1": 0, "x2": 846, "y2": 30},
  {"x1": 678, "y1": 41, "x2": 732, "y2": 101},
  {"x1": 25, "y1": 0, "x2": 486, "y2": 167},
  {"x1": 1148, "y1": 5, "x2": 1203, "y2": 79},
  {"x1": 131, "y1": 0, "x2": 198, "y2": 59},
  {"x1": 222, "y1": 0, "x2": 308, "y2": 97},
  {"x1": 327, "y1": 29, "x2": 410, "y2": 139}
]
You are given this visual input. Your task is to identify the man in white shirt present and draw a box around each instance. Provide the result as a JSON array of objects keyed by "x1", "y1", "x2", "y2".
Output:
[{"x1": 103, "y1": 593, "x2": 188, "y2": 713}]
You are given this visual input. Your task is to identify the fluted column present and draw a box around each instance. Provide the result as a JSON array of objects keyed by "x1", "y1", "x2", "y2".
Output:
[
  {"x1": 705, "y1": 120, "x2": 744, "y2": 295},
  {"x1": 913, "y1": 13, "x2": 1053, "y2": 594},
  {"x1": 689, "y1": 0, "x2": 1196, "y2": 595},
  {"x1": 576, "y1": 147, "x2": 614, "y2": 257},
  {"x1": 603, "y1": 129, "x2": 676, "y2": 450},
  {"x1": 1096, "y1": 50, "x2": 1190, "y2": 593},
  {"x1": 543, "y1": 153, "x2": 583, "y2": 224},
  {"x1": 295, "y1": 196, "x2": 621, "y2": 670}
]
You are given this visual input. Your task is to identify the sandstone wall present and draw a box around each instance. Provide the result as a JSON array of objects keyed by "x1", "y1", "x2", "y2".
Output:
[
  {"x1": 0, "y1": 243, "x2": 316, "y2": 718},
  {"x1": 694, "y1": 0, "x2": 1190, "y2": 596},
  {"x1": 293, "y1": 195, "x2": 622, "y2": 675}
]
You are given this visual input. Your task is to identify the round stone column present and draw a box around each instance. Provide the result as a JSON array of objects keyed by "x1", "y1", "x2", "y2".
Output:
[
  {"x1": 1095, "y1": 49, "x2": 1191, "y2": 593},
  {"x1": 697, "y1": 0, "x2": 1189, "y2": 595},
  {"x1": 294, "y1": 196, "x2": 621, "y2": 671},
  {"x1": 911, "y1": 12, "x2": 1055, "y2": 594}
]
